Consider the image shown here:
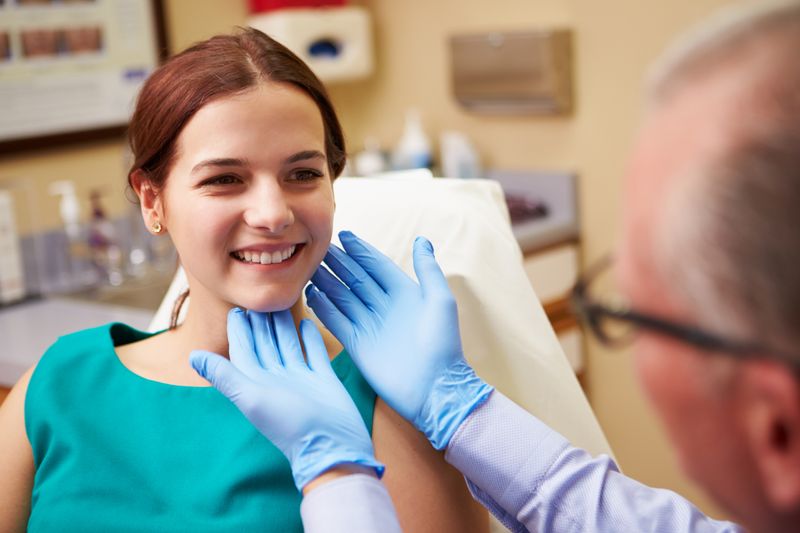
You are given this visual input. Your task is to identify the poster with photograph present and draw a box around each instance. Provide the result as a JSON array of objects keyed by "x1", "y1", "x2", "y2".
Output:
[{"x1": 0, "y1": 0, "x2": 165, "y2": 151}]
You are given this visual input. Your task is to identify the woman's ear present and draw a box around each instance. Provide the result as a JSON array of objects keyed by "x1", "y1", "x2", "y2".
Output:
[
  {"x1": 130, "y1": 169, "x2": 166, "y2": 234},
  {"x1": 739, "y1": 360, "x2": 800, "y2": 512}
]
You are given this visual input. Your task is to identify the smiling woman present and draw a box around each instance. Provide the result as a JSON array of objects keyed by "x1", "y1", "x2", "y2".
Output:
[
  {"x1": 132, "y1": 82, "x2": 336, "y2": 323},
  {"x1": 0, "y1": 28, "x2": 487, "y2": 532}
]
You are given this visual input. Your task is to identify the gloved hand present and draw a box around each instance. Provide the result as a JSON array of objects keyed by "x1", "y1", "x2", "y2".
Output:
[
  {"x1": 190, "y1": 308, "x2": 384, "y2": 491},
  {"x1": 306, "y1": 231, "x2": 493, "y2": 450}
]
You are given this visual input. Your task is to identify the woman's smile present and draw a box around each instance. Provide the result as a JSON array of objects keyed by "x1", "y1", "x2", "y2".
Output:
[{"x1": 230, "y1": 243, "x2": 304, "y2": 267}]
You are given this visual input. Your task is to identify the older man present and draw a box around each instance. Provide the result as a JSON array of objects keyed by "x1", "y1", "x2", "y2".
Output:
[
  {"x1": 614, "y1": 2, "x2": 800, "y2": 528},
  {"x1": 193, "y1": 1, "x2": 800, "y2": 532}
]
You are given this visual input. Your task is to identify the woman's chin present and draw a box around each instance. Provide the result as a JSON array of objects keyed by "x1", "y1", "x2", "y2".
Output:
[{"x1": 235, "y1": 291, "x2": 303, "y2": 314}]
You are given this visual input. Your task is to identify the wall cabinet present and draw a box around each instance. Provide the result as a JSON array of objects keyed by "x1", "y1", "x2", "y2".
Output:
[{"x1": 523, "y1": 240, "x2": 585, "y2": 385}]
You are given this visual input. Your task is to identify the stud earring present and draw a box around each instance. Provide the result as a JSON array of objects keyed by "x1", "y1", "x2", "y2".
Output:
[{"x1": 152, "y1": 220, "x2": 163, "y2": 234}]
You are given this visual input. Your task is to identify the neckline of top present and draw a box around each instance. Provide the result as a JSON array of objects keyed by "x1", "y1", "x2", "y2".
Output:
[{"x1": 104, "y1": 322, "x2": 350, "y2": 390}]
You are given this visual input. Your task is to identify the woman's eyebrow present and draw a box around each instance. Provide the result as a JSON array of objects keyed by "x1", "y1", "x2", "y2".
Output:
[
  {"x1": 191, "y1": 158, "x2": 248, "y2": 174},
  {"x1": 285, "y1": 150, "x2": 326, "y2": 164}
]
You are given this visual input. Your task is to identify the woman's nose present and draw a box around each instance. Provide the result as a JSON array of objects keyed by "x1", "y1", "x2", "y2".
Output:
[{"x1": 243, "y1": 183, "x2": 295, "y2": 233}]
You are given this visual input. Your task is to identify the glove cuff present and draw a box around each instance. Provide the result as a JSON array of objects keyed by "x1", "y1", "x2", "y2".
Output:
[
  {"x1": 415, "y1": 361, "x2": 494, "y2": 450},
  {"x1": 291, "y1": 445, "x2": 385, "y2": 491}
]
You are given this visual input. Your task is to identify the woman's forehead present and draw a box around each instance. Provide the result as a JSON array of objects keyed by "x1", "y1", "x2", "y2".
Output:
[{"x1": 174, "y1": 83, "x2": 326, "y2": 168}]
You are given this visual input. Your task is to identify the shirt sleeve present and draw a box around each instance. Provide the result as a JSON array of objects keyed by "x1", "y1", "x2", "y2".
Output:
[
  {"x1": 300, "y1": 473, "x2": 402, "y2": 533},
  {"x1": 444, "y1": 391, "x2": 744, "y2": 533}
]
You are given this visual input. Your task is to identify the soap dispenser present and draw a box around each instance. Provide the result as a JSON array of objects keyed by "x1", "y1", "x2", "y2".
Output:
[
  {"x1": 88, "y1": 189, "x2": 124, "y2": 286},
  {"x1": 48, "y1": 181, "x2": 81, "y2": 242},
  {"x1": 49, "y1": 180, "x2": 91, "y2": 291},
  {"x1": 391, "y1": 108, "x2": 432, "y2": 171}
]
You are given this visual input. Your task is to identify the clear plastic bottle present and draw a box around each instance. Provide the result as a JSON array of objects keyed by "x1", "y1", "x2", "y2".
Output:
[
  {"x1": 391, "y1": 108, "x2": 432, "y2": 171},
  {"x1": 354, "y1": 137, "x2": 386, "y2": 176}
]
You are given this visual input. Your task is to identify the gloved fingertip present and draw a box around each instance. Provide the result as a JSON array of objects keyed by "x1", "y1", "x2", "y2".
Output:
[
  {"x1": 326, "y1": 244, "x2": 346, "y2": 260},
  {"x1": 309, "y1": 268, "x2": 322, "y2": 285},
  {"x1": 189, "y1": 350, "x2": 209, "y2": 377},
  {"x1": 338, "y1": 229, "x2": 356, "y2": 241},
  {"x1": 414, "y1": 235, "x2": 434, "y2": 254},
  {"x1": 305, "y1": 283, "x2": 321, "y2": 300},
  {"x1": 299, "y1": 317, "x2": 323, "y2": 338}
]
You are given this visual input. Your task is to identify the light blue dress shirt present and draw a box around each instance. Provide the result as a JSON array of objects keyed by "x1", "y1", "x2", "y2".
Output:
[{"x1": 301, "y1": 391, "x2": 744, "y2": 532}]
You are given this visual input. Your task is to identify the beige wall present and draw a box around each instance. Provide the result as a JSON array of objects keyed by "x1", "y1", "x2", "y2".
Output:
[{"x1": 0, "y1": 0, "x2": 738, "y2": 519}]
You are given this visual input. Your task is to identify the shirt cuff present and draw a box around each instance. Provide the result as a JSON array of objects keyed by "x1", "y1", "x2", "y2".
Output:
[
  {"x1": 444, "y1": 390, "x2": 571, "y2": 513},
  {"x1": 300, "y1": 474, "x2": 402, "y2": 533}
]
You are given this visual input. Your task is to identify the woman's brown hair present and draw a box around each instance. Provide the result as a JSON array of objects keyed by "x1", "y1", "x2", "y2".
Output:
[{"x1": 127, "y1": 27, "x2": 346, "y2": 328}]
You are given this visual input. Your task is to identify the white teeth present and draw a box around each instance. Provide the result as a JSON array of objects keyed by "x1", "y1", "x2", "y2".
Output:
[{"x1": 234, "y1": 245, "x2": 297, "y2": 265}]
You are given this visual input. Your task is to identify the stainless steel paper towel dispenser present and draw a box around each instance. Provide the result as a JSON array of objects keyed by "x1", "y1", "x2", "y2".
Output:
[{"x1": 450, "y1": 29, "x2": 573, "y2": 115}]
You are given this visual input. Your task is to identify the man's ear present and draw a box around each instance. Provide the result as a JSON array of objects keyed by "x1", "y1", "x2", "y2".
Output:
[
  {"x1": 739, "y1": 359, "x2": 800, "y2": 511},
  {"x1": 130, "y1": 169, "x2": 165, "y2": 234}
]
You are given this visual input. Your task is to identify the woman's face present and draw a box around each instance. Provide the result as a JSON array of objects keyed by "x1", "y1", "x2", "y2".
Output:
[{"x1": 154, "y1": 82, "x2": 335, "y2": 313}]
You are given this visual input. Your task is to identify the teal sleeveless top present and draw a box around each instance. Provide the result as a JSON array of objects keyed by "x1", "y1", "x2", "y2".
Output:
[{"x1": 24, "y1": 323, "x2": 376, "y2": 532}]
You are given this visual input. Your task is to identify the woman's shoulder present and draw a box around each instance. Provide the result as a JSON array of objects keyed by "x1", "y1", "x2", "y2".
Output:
[
  {"x1": 2, "y1": 365, "x2": 35, "y2": 423},
  {"x1": 27, "y1": 322, "x2": 146, "y2": 397},
  {"x1": 32, "y1": 323, "x2": 118, "y2": 375},
  {"x1": 3, "y1": 365, "x2": 35, "y2": 439},
  {"x1": 24, "y1": 323, "x2": 156, "y2": 447},
  {"x1": 43, "y1": 322, "x2": 120, "y2": 353},
  {"x1": 0, "y1": 364, "x2": 35, "y2": 532},
  {"x1": 39, "y1": 322, "x2": 148, "y2": 362}
]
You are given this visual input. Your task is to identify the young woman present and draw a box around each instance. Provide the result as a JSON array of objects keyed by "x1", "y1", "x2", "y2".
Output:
[{"x1": 0, "y1": 28, "x2": 487, "y2": 532}]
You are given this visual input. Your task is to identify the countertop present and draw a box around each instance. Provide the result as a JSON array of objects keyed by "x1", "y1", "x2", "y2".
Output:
[
  {"x1": 0, "y1": 298, "x2": 153, "y2": 387},
  {"x1": 487, "y1": 170, "x2": 579, "y2": 254}
]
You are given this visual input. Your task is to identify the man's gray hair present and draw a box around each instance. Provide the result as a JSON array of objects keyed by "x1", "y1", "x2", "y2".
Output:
[
  {"x1": 646, "y1": 0, "x2": 800, "y2": 103},
  {"x1": 649, "y1": 1, "x2": 800, "y2": 361}
]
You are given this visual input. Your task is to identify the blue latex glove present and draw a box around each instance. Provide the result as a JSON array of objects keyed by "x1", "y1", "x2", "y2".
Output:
[
  {"x1": 190, "y1": 308, "x2": 384, "y2": 491},
  {"x1": 306, "y1": 231, "x2": 493, "y2": 450}
]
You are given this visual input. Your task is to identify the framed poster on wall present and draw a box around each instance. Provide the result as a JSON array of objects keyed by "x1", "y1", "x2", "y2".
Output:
[{"x1": 0, "y1": 0, "x2": 167, "y2": 154}]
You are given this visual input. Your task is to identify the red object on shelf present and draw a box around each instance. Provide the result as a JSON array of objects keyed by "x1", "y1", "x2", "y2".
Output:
[{"x1": 248, "y1": 0, "x2": 347, "y2": 13}]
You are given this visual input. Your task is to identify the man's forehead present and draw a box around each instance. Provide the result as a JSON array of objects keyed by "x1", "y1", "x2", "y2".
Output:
[
  {"x1": 617, "y1": 73, "x2": 745, "y2": 294},
  {"x1": 631, "y1": 47, "x2": 783, "y2": 192},
  {"x1": 623, "y1": 64, "x2": 761, "y2": 230}
]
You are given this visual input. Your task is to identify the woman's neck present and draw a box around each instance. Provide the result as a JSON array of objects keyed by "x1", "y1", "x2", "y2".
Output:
[{"x1": 171, "y1": 292, "x2": 340, "y2": 360}]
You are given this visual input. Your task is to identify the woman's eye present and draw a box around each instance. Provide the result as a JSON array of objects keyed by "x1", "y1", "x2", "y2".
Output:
[
  {"x1": 202, "y1": 174, "x2": 241, "y2": 186},
  {"x1": 290, "y1": 169, "x2": 324, "y2": 182}
]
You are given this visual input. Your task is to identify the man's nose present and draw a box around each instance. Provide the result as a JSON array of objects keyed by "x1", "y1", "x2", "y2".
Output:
[{"x1": 243, "y1": 181, "x2": 294, "y2": 233}]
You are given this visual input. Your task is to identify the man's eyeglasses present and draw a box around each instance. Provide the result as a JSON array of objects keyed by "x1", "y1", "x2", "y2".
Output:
[{"x1": 570, "y1": 255, "x2": 797, "y2": 365}]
